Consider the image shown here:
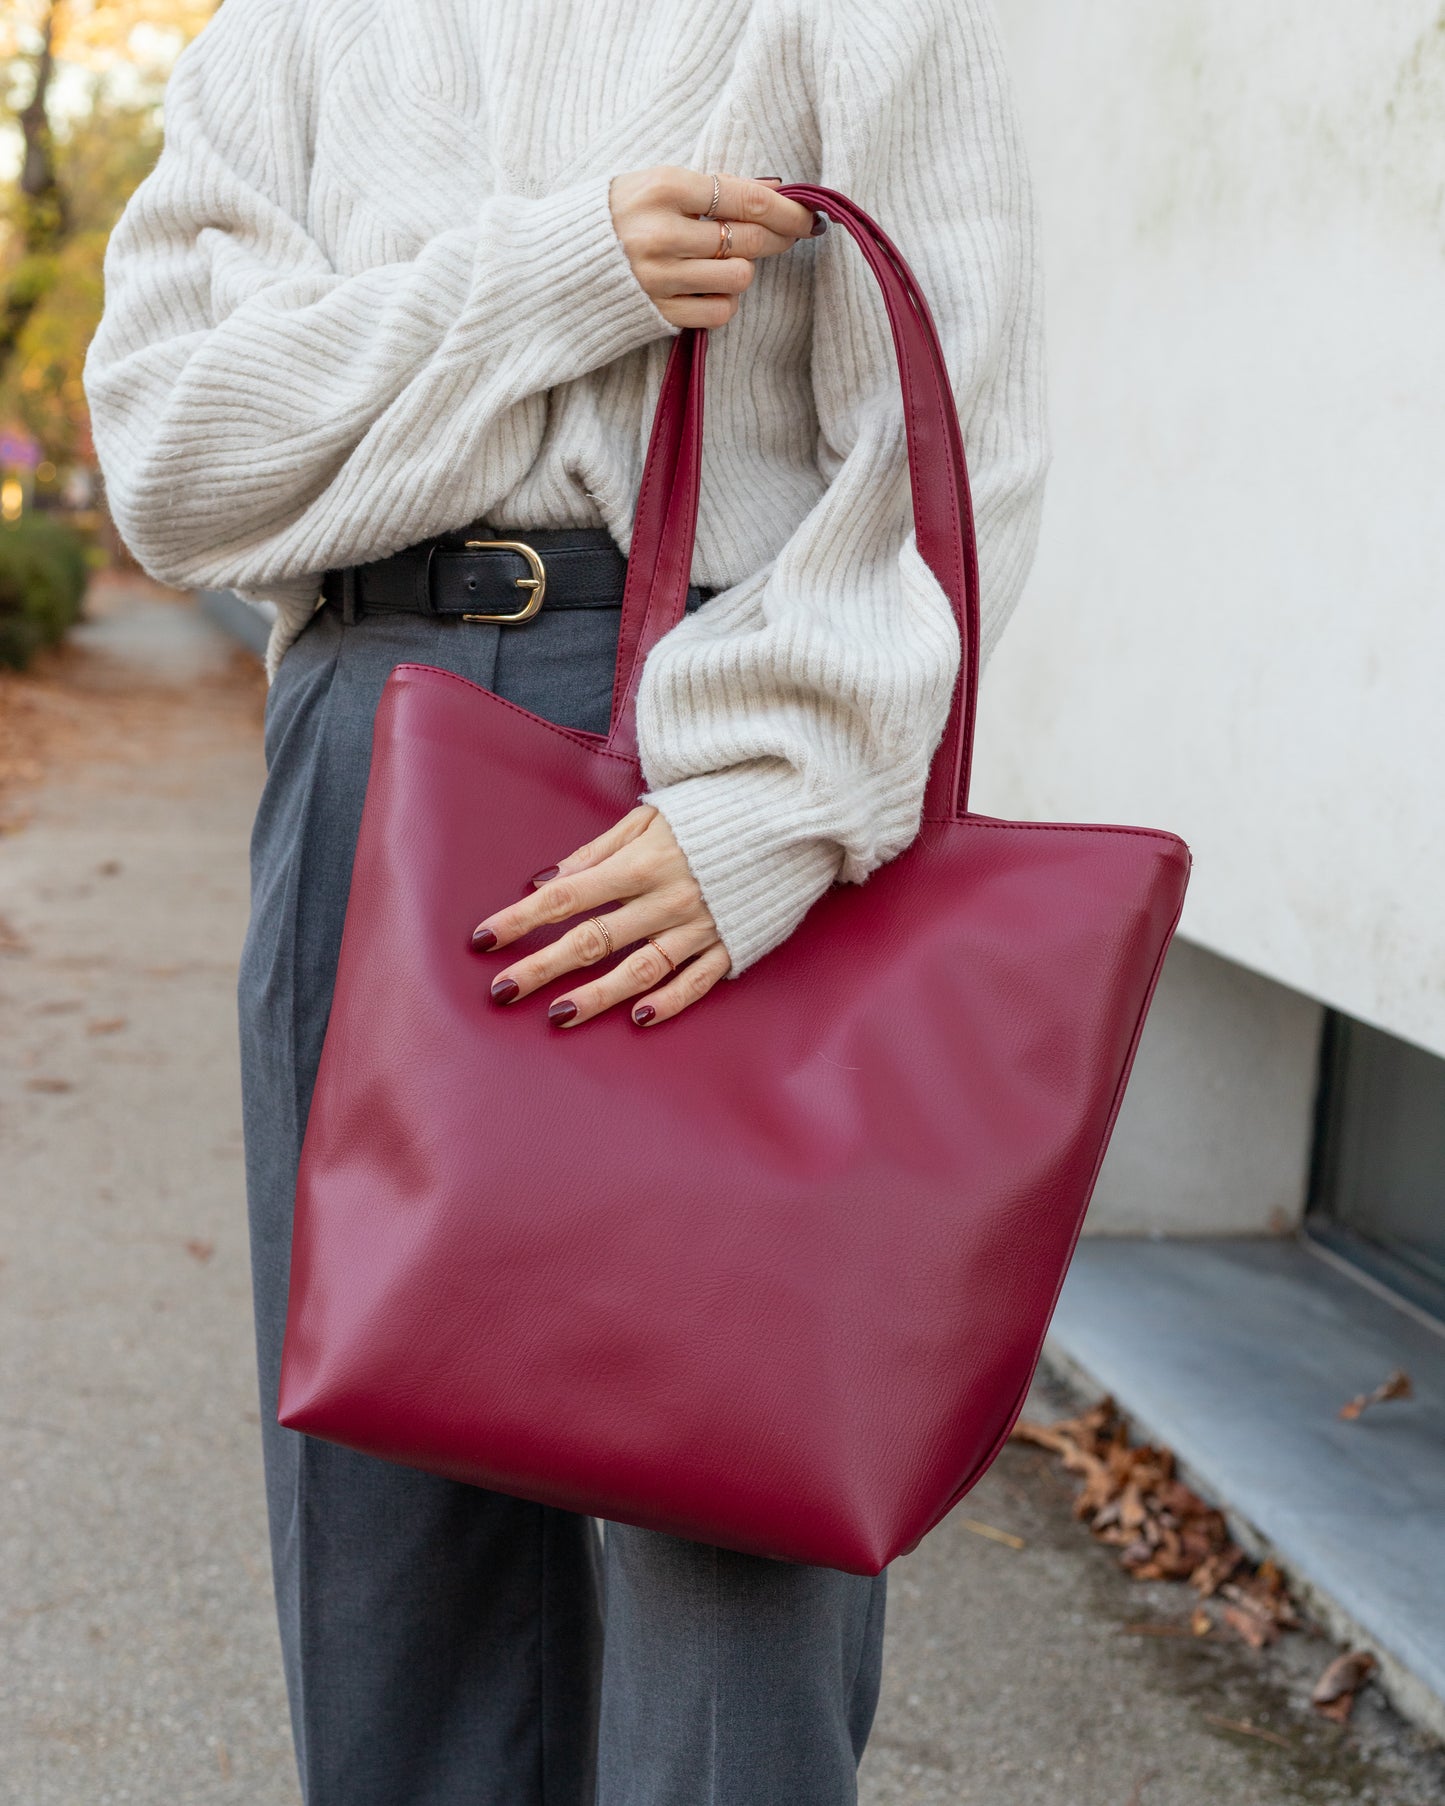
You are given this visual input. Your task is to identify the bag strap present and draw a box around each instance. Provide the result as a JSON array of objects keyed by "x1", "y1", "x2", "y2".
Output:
[{"x1": 605, "y1": 184, "x2": 982, "y2": 824}]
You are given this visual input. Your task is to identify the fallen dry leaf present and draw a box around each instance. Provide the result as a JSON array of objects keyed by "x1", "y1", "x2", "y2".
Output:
[
  {"x1": 1223, "y1": 1602, "x2": 1280, "y2": 1650},
  {"x1": 1339, "y1": 1369, "x2": 1412, "y2": 1421},
  {"x1": 1011, "y1": 1397, "x2": 1299, "y2": 1651},
  {"x1": 184, "y1": 1239, "x2": 215, "y2": 1263},
  {"x1": 1191, "y1": 1546, "x2": 1245, "y2": 1598},
  {"x1": 1311, "y1": 1648, "x2": 1377, "y2": 1723},
  {"x1": 1223, "y1": 1562, "x2": 1298, "y2": 1632},
  {"x1": 87, "y1": 1016, "x2": 128, "y2": 1036},
  {"x1": 25, "y1": 1076, "x2": 74, "y2": 1094}
]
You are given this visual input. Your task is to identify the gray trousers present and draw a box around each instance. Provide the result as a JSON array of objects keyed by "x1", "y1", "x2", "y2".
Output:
[{"x1": 237, "y1": 587, "x2": 887, "y2": 1806}]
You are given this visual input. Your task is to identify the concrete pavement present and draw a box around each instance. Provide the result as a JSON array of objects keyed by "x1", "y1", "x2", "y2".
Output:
[{"x1": 2, "y1": 581, "x2": 1441, "y2": 1804}]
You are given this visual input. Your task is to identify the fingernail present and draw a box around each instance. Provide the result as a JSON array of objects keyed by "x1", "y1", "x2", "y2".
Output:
[
  {"x1": 633, "y1": 1004, "x2": 656, "y2": 1025},
  {"x1": 753, "y1": 175, "x2": 782, "y2": 183},
  {"x1": 810, "y1": 210, "x2": 829, "y2": 236},
  {"x1": 471, "y1": 926, "x2": 497, "y2": 951},
  {"x1": 530, "y1": 865, "x2": 560, "y2": 885},
  {"x1": 491, "y1": 977, "x2": 519, "y2": 1003},
  {"x1": 548, "y1": 999, "x2": 578, "y2": 1026}
]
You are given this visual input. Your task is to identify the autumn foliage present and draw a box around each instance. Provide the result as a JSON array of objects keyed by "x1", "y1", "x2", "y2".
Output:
[{"x1": 1, "y1": 2, "x2": 214, "y2": 471}]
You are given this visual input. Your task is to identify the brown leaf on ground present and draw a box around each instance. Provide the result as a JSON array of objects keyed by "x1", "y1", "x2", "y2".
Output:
[
  {"x1": 1311, "y1": 1649, "x2": 1377, "y2": 1722},
  {"x1": 1223, "y1": 1561, "x2": 1299, "y2": 1632},
  {"x1": 1223, "y1": 1601, "x2": 1280, "y2": 1650},
  {"x1": 1011, "y1": 1396, "x2": 1307, "y2": 1652},
  {"x1": 1339, "y1": 1369, "x2": 1413, "y2": 1420},
  {"x1": 86, "y1": 1016, "x2": 128, "y2": 1036},
  {"x1": 25, "y1": 1076, "x2": 74, "y2": 1094},
  {"x1": 184, "y1": 1238, "x2": 215, "y2": 1263},
  {"x1": 1191, "y1": 1545, "x2": 1245, "y2": 1597}
]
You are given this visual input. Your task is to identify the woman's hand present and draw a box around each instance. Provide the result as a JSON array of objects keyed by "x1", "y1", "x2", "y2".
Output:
[
  {"x1": 609, "y1": 167, "x2": 821, "y2": 329},
  {"x1": 470, "y1": 805, "x2": 729, "y2": 1027}
]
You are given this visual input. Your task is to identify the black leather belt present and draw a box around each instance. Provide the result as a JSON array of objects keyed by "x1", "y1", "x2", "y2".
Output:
[{"x1": 320, "y1": 525, "x2": 712, "y2": 624}]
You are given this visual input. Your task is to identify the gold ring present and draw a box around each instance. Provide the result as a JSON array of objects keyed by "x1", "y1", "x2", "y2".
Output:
[
  {"x1": 645, "y1": 936, "x2": 677, "y2": 975},
  {"x1": 588, "y1": 915, "x2": 616, "y2": 958},
  {"x1": 703, "y1": 174, "x2": 722, "y2": 219},
  {"x1": 713, "y1": 220, "x2": 733, "y2": 260}
]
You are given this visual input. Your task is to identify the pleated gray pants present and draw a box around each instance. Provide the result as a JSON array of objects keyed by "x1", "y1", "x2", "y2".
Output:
[{"x1": 236, "y1": 579, "x2": 887, "y2": 1806}]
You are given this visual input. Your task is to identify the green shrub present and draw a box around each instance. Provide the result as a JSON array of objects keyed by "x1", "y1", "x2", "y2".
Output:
[{"x1": 0, "y1": 514, "x2": 89, "y2": 669}]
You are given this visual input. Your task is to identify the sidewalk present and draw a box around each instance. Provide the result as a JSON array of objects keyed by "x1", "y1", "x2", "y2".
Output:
[{"x1": 2, "y1": 581, "x2": 1441, "y2": 1805}]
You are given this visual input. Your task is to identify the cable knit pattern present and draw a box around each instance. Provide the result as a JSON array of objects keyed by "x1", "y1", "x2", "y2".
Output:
[{"x1": 84, "y1": 0, "x2": 1047, "y2": 975}]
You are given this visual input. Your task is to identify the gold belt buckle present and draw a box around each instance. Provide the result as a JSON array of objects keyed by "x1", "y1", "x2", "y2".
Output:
[{"x1": 459, "y1": 538, "x2": 546, "y2": 623}]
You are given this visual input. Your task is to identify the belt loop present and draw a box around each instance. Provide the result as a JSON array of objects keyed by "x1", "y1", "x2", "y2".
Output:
[{"x1": 339, "y1": 566, "x2": 359, "y2": 625}]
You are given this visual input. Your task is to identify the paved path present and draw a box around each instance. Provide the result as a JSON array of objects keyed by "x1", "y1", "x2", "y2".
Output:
[{"x1": 2, "y1": 582, "x2": 1441, "y2": 1805}]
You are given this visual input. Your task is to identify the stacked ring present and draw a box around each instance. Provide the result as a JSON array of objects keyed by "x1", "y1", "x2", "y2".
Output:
[
  {"x1": 703, "y1": 173, "x2": 722, "y2": 219},
  {"x1": 713, "y1": 220, "x2": 733, "y2": 260},
  {"x1": 645, "y1": 937, "x2": 678, "y2": 975}
]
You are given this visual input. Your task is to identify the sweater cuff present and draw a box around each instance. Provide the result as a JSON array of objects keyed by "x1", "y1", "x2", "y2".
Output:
[
  {"x1": 491, "y1": 172, "x2": 679, "y2": 368},
  {"x1": 642, "y1": 764, "x2": 844, "y2": 977}
]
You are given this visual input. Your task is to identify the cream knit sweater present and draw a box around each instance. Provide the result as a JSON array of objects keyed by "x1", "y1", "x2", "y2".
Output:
[{"x1": 85, "y1": 0, "x2": 1047, "y2": 975}]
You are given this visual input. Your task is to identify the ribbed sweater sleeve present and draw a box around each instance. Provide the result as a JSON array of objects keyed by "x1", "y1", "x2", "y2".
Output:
[
  {"x1": 82, "y1": 0, "x2": 677, "y2": 614},
  {"x1": 637, "y1": 0, "x2": 1047, "y2": 975}
]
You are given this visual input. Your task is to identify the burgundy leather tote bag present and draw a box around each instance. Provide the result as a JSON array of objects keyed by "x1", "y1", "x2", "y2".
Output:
[{"x1": 278, "y1": 187, "x2": 1191, "y2": 1575}]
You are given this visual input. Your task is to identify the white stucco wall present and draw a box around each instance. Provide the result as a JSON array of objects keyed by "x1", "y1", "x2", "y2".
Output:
[{"x1": 977, "y1": 1, "x2": 1445, "y2": 1057}]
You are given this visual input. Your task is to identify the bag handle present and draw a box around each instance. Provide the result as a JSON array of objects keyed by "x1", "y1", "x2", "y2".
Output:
[{"x1": 605, "y1": 184, "x2": 982, "y2": 824}]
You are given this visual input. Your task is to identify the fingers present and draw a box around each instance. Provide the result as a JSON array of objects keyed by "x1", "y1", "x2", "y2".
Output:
[
  {"x1": 488, "y1": 888, "x2": 707, "y2": 1002},
  {"x1": 704, "y1": 172, "x2": 816, "y2": 242},
  {"x1": 471, "y1": 810, "x2": 702, "y2": 956},
  {"x1": 655, "y1": 257, "x2": 755, "y2": 300},
  {"x1": 629, "y1": 942, "x2": 733, "y2": 1026},
  {"x1": 536, "y1": 919, "x2": 723, "y2": 1025},
  {"x1": 674, "y1": 215, "x2": 803, "y2": 263},
  {"x1": 470, "y1": 807, "x2": 728, "y2": 1025},
  {"x1": 611, "y1": 166, "x2": 821, "y2": 333},
  {"x1": 472, "y1": 854, "x2": 648, "y2": 954},
  {"x1": 657, "y1": 294, "x2": 743, "y2": 330},
  {"x1": 536, "y1": 804, "x2": 655, "y2": 882}
]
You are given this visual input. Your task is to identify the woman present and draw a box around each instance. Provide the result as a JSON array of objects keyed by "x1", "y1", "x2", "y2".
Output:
[{"x1": 85, "y1": 0, "x2": 1046, "y2": 1799}]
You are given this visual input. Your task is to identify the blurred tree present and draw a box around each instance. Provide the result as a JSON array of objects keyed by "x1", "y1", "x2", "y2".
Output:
[{"x1": 0, "y1": 2, "x2": 214, "y2": 471}]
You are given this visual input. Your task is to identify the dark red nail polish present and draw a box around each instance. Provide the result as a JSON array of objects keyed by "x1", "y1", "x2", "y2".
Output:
[
  {"x1": 491, "y1": 977, "x2": 519, "y2": 1003},
  {"x1": 548, "y1": 999, "x2": 577, "y2": 1025},
  {"x1": 471, "y1": 926, "x2": 497, "y2": 951},
  {"x1": 810, "y1": 210, "x2": 829, "y2": 237},
  {"x1": 530, "y1": 865, "x2": 560, "y2": 885},
  {"x1": 633, "y1": 1004, "x2": 656, "y2": 1025}
]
